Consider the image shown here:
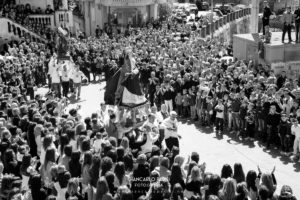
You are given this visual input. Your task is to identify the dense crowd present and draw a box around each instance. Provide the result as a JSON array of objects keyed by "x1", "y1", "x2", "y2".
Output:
[
  {"x1": 0, "y1": 1, "x2": 56, "y2": 40},
  {"x1": 0, "y1": 11, "x2": 299, "y2": 200}
]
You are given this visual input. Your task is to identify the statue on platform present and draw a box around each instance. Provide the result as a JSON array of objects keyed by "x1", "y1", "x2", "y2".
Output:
[{"x1": 57, "y1": 27, "x2": 70, "y2": 61}]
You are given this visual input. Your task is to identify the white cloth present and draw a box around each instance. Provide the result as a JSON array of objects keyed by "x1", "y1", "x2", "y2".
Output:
[
  {"x1": 71, "y1": 70, "x2": 86, "y2": 83},
  {"x1": 50, "y1": 64, "x2": 62, "y2": 83},
  {"x1": 141, "y1": 132, "x2": 159, "y2": 154},
  {"x1": 21, "y1": 175, "x2": 30, "y2": 190},
  {"x1": 69, "y1": 139, "x2": 77, "y2": 151},
  {"x1": 163, "y1": 117, "x2": 178, "y2": 139},
  {"x1": 35, "y1": 135, "x2": 42, "y2": 156},
  {"x1": 54, "y1": 182, "x2": 67, "y2": 200},
  {"x1": 93, "y1": 139, "x2": 102, "y2": 153},
  {"x1": 215, "y1": 104, "x2": 224, "y2": 119},
  {"x1": 61, "y1": 69, "x2": 70, "y2": 82},
  {"x1": 291, "y1": 124, "x2": 300, "y2": 138},
  {"x1": 122, "y1": 87, "x2": 147, "y2": 105}
]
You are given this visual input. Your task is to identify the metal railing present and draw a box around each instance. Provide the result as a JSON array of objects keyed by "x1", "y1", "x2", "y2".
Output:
[
  {"x1": 198, "y1": 7, "x2": 251, "y2": 38},
  {"x1": 28, "y1": 14, "x2": 55, "y2": 29}
]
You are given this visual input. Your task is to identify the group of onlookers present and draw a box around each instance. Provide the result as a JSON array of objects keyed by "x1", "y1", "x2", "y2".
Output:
[{"x1": 0, "y1": 4, "x2": 299, "y2": 200}]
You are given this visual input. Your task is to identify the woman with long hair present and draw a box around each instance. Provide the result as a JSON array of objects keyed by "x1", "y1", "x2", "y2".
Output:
[
  {"x1": 185, "y1": 166, "x2": 203, "y2": 197},
  {"x1": 235, "y1": 182, "x2": 249, "y2": 200},
  {"x1": 40, "y1": 134, "x2": 56, "y2": 166},
  {"x1": 55, "y1": 170, "x2": 71, "y2": 200},
  {"x1": 246, "y1": 170, "x2": 257, "y2": 200},
  {"x1": 105, "y1": 171, "x2": 117, "y2": 196},
  {"x1": 186, "y1": 161, "x2": 197, "y2": 182},
  {"x1": 205, "y1": 174, "x2": 222, "y2": 200},
  {"x1": 101, "y1": 156, "x2": 113, "y2": 176},
  {"x1": 29, "y1": 174, "x2": 47, "y2": 200},
  {"x1": 171, "y1": 183, "x2": 185, "y2": 200},
  {"x1": 88, "y1": 155, "x2": 101, "y2": 200},
  {"x1": 221, "y1": 164, "x2": 233, "y2": 179},
  {"x1": 114, "y1": 162, "x2": 130, "y2": 187},
  {"x1": 20, "y1": 154, "x2": 36, "y2": 190},
  {"x1": 149, "y1": 155, "x2": 159, "y2": 172},
  {"x1": 170, "y1": 163, "x2": 185, "y2": 191},
  {"x1": 123, "y1": 153, "x2": 133, "y2": 175},
  {"x1": 233, "y1": 163, "x2": 245, "y2": 184},
  {"x1": 58, "y1": 144, "x2": 72, "y2": 171},
  {"x1": 65, "y1": 178, "x2": 83, "y2": 200},
  {"x1": 260, "y1": 173, "x2": 277, "y2": 200},
  {"x1": 218, "y1": 178, "x2": 237, "y2": 200},
  {"x1": 58, "y1": 133, "x2": 69, "y2": 157},
  {"x1": 3, "y1": 149, "x2": 19, "y2": 177},
  {"x1": 95, "y1": 177, "x2": 113, "y2": 200},
  {"x1": 120, "y1": 137, "x2": 130, "y2": 154},
  {"x1": 82, "y1": 151, "x2": 92, "y2": 193},
  {"x1": 41, "y1": 147, "x2": 56, "y2": 185},
  {"x1": 174, "y1": 155, "x2": 186, "y2": 179},
  {"x1": 66, "y1": 128, "x2": 77, "y2": 151},
  {"x1": 69, "y1": 151, "x2": 81, "y2": 178}
]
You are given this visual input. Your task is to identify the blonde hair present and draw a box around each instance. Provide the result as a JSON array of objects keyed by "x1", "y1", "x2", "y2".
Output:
[
  {"x1": 190, "y1": 166, "x2": 201, "y2": 181},
  {"x1": 222, "y1": 178, "x2": 236, "y2": 200},
  {"x1": 261, "y1": 173, "x2": 275, "y2": 195},
  {"x1": 67, "y1": 178, "x2": 79, "y2": 196},
  {"x1": 174, "y1": 155, "x2": 185, "y2": 167}
]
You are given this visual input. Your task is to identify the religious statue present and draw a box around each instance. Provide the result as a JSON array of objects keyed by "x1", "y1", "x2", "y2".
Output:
[{"x1": 57, "y1": 27, "x2": 70, "y2": 61}]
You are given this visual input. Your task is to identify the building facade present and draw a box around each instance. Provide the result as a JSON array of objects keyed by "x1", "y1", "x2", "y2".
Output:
[{"x1": 76, "y1": 0, "x2": 170, "y2": 36}]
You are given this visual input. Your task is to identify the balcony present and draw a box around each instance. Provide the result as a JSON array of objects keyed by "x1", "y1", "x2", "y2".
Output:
[
  {"x1": 98, "y1": 0, "x2": 167, "y2": 7},
  {"x1": 28, "y1": 14, "x2": 55, "y2": 29},
  {"x1": 0, "y1": 17, "x2": 48, "y2": 43}
]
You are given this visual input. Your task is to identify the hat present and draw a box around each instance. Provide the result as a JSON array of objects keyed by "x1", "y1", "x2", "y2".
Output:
[{"x1": 137, "y1": 154, "x2": 147, "y2": 165}]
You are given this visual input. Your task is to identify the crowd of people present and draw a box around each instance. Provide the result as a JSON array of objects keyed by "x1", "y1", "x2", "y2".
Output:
[
  {"x1": 0, "y1": 1, "x2": 56, "y2": 41},
  {"x1": 0, "y1": 6, "x2": 299, "y2": 200}
]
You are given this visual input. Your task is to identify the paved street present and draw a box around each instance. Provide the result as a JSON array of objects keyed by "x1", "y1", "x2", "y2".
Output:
[{"x1": 43, "y1": 82, "x2": 300, "y2": 198}]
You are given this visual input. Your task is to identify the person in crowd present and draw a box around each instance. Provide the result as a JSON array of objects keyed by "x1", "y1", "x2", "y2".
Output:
[
  {"x1": 295, "y1": 6, "x2": 300, "y2": 43},
  {"x1": 71, "y1": 65, "x2": 88, "y2": 100},
  {"x1": 0, "y1": 8, "x2": 298, "y2": 200},
  {"x1": 291, "y1": 117, "x2": 300, "y2": 157},
  {"x1": 163, "y1": 111, "x2": 181, "y2": 151},
  {"x1": 282, "y1": 7, "x2": 294, "y2": 43},
  {"x1": 262, "y1": 1, "x2": 272, "y2": 35}
]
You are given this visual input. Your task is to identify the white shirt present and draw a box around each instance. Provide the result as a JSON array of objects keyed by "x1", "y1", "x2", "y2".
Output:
[
  {"x1": 163, "y1": 117, "x2": 178, "y2": 139},
  {"x1": 215, "y1": 104, "x2": 224, "y2": 119},
  {"x1": 93, "y1": 138, "x2": 102, "y2": 153},
  {"x1": 71, "y1": 70, "x2": 86, "y2": 83},
  {"x1": 291, "y1": 124, "x2": 300, "y2": 138},
  {"x1": 61, "y1": 69, "x2": 70, "y2": 82},
  {"x1": 141, "y1": 132, "x2": 159, "y2": 154},
  {"x1": 50, "y1": 64, "x2": 62, "y2": 83}
]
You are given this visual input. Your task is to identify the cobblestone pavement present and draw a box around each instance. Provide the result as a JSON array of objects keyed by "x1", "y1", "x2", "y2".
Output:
[{"x1": 40, "y1": 82, "x2": 300, "y2": 198}]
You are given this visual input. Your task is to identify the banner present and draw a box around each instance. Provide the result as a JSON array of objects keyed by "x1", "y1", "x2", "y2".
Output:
[{"x1": 271, "y1": 61, "x2": 300, "y2": 80}]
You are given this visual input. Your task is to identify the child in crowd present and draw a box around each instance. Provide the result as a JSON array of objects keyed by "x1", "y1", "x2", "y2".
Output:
[
  {"x1": 215, "y1": 99, "x2": 224, "y2": 135},
  {"x1": 279, "y1": 114, "x2": 292, "y2": 155}
]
